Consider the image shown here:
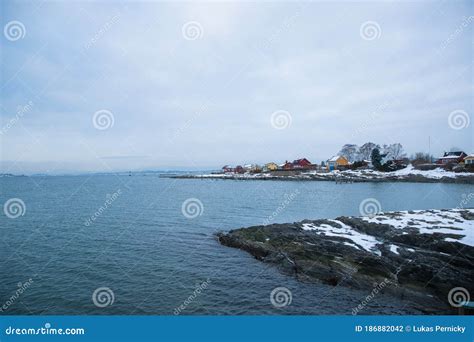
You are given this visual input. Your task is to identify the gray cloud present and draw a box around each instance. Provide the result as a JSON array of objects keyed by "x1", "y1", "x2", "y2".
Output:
[{"x1": 1, "y1": 0, "x2": 472, "y2": 174}]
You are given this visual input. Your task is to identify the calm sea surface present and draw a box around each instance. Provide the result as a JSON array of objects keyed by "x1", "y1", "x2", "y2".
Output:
[{"x1": 1, "y1": 175, "x2": 473, "y2": 315}]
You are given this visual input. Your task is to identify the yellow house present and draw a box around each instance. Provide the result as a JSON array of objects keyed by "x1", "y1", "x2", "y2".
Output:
[
  {"x1": 327, "y1": 155, "x2": 349, "y2": 171},
  {"x1": 464, "y1": 154, "x2": 474, "y2": 166},
  {"x1": 264, "y1": 162, "x2": 278, "y2": 172}
]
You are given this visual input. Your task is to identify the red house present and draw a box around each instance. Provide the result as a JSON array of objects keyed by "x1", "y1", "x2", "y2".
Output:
[
  {"x1": 234, "y1": 165, "x2": 245, "y2": 174},
  {"x1": 292, "y1": 158, "x2": 312, "y2": 169},
  {"x1": 436, "y1": 151, "x2": 467, "y2": 165}
]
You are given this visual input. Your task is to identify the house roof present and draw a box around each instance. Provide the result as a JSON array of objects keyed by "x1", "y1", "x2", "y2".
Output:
[
  {"x1": 328, "y1": 155, "x2": 344, "y2": 162},
  {"x1": 442, "y1": 151, "x2": 465, "y2": 157},
  {"x1": 293, "y1": 158, "x2": 311, "y2": 164}
]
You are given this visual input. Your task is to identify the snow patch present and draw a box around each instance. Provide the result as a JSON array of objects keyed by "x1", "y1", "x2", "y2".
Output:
[
  {"x1": 389, "y1": 244, "x2": 400, "y2": 255},
  {"x1": 302, "y1": 220, "x2": 381, "y2": 255},
  {"x1": 360, "y1": 209, "x2": 474, "y2": 247},
  {"x1": 343, "y1": 164, "x2": 472, "y2": 180},
  {"x1": 391, "y1": 165, "x2": 470, "y2": 179}
]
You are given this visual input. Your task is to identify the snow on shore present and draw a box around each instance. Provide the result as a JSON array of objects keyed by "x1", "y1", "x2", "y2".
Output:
[
  {"x1": 302, "y1": 220, "x2": 382, "y2": 255},
  {"x1": 341, "y1": 164, "x2": 472, "y2": 179},
  {"x1": 361, "y1": 209, "x2": 474, "y2": 246},
  {"x1": 192, "y1": 165, "x2": 472, "y2": 181},
  {"x1": 300, "y1": 209, "x2": 473, "y2": 256},
  {"x1": 378, "y1": 165, "x2": 470, "y2": 179}
]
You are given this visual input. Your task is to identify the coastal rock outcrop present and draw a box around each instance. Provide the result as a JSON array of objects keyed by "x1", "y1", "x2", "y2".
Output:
[{"x1": 217, "y1": 209, "x2": 474, "y2": 314}]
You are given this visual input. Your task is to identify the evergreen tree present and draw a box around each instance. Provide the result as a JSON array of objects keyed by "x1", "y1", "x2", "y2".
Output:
[
  {"x1": 359, "y1": 142, "x2": 379, "y2": 161},
  {"x1": 371, "y1": 148, "x2": 382, "y2": 171}
]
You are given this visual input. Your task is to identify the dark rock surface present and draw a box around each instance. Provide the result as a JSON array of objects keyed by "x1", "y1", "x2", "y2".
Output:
[{"x1": 217, "y1": 209, "x2": 474, "y2": 314}]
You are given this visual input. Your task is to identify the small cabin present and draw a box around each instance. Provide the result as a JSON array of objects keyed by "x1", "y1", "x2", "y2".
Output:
[
  {"x1": 243, "y1": 164, "x2": 262, "y2": 173},
  {"x1": 327, "y1": 155, "x2": 349, "y2": 171},
  {"x1": 437, "y1": 151, "x2": 467, "y2": 165},
  {"x1": 292, "y1": 158, "x2": 312, "y2": 170},
  {"x1": 264, "y1": 162, "x2": 278, "y2": 172},
  {"x1": 234, "y1": 165, "x2": 245, "y2": 174},
  {"x1": 463, "y1": 154, "x2": 474, "y2": 165}
]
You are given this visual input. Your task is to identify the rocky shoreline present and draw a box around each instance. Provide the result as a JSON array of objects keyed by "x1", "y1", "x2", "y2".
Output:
[{"x1": 217, "y1": 209, "x2": 474, "y2": 314}]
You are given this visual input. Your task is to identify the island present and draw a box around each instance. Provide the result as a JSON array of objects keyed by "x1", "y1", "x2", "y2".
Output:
[{"x1": 167, "y1": 165, "x2": 474, "y2": 184}]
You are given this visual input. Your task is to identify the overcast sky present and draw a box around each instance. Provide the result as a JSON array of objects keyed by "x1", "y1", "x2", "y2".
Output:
[{"x1": 1, "y1": 0, "x2": 472, "y2": 174}]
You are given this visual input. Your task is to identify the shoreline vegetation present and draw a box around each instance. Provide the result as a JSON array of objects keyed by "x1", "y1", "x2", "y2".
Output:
[
  {"x1": 167, "y1": 165, "x2": 474, "y2": 184},
  {"x1": 217, "y1": 209, "x2": 474, "y2": 314}
]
